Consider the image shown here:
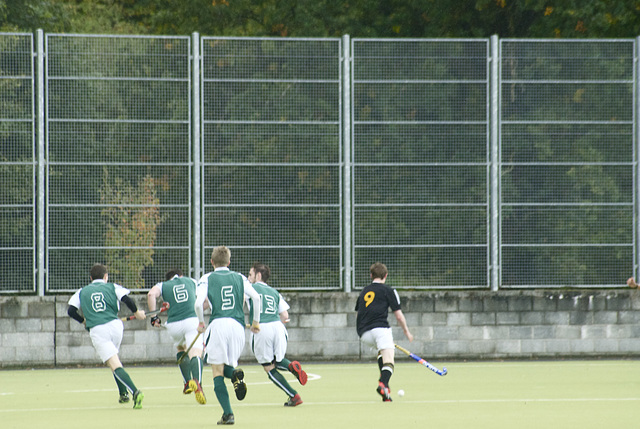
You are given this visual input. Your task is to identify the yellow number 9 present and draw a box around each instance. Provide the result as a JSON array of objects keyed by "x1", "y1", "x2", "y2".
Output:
[{"x1": 364, "y1": 291, "x2": 375, "y2": 307}]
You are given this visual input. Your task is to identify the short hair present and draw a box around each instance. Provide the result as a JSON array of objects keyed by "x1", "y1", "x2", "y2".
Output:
[
  {"x1": 211, "y1": 246, "x2": 231, "y2": 268},
  {"x1": 90, "y1": 263, "x2": 108, "y2": 281},
  {"x1": 165, "y1": 269, "x2": 183, "y2": 281},
  {"x1": 251, "y1": 262, "x2": 270, "y2": 282},
  {"x1": 370, "y1": 262, "x2": 388, "y2": 280}
]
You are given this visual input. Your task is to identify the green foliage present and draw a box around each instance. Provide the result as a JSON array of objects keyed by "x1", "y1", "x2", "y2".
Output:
[{"x1": 4, "y1": 0, "x2": 640, "y2": 38}]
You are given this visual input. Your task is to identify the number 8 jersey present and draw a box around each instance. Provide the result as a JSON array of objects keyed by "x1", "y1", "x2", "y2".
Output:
[
  {"x1": 355, "y1": 281, "x2": 402, "y2": 337},
  {"x1": 72, "y1": 279, "x2": 129, "y2": 329}
]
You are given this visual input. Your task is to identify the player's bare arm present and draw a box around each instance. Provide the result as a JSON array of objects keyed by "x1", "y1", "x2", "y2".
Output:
[
  {"x1": 394, "y1": 309, "x2": 414, "y2": 342},
  {"x1": 147, "y1": 284, "x2": 162, "y2": 311},
  {"x1": 244, "y1": 281, "x2": 261, "y2": 333}
]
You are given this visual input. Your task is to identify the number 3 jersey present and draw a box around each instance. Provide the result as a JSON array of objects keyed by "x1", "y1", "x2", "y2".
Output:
[
  {"x1": 248, "y1": 281, "x2": 289, "y2": 324},
  {"x1": 68, "y1": 279, "x2": 130, "y2": 329},
  {"x1": 355, "y1": 282, "x2": 402, "y2": 337}
]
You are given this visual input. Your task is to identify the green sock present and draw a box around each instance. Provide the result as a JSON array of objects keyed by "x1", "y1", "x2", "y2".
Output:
[
  {"x1": 190, "y1": 356, "x2": 203, "y2": 383},
  {"x1": 223, "y1": 365, "x2": 235, "y2": 379},
  {"x1": 213, "y1": 376, "x2": 233, "y2": 415},
  {"x1": 276, "y1": 358, "x2": 292, "y2": 372},
  {"x1": 113, "y1": 367, "x2": 138, "y2": 394},
  {"x1": 113, "y1": 373, "x2": 127, "y2": 396},
  {"x1": 177, "y1": 352, "x2": 191, "y2": 382},
  {"x1": 268, "y1": 368, "x2": 297, "y2": 397}
]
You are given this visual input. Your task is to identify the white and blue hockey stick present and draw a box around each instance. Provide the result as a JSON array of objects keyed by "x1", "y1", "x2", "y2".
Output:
[{"x1": 395, "y1": 344, "x2": 448, "y2": 376}]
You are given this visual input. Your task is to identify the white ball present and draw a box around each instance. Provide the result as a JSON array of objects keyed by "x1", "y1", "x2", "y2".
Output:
[{"x1": 397, "y1": 389, "x2": 405, "y2": 397}]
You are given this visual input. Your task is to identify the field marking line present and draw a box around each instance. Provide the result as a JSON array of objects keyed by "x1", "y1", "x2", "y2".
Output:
[
  {"x1": 62, "y1": 372, "x2": 321, "y2": 394},
  {"x1": 1, "y1": 396, "x2": 640, "y2": 414}
]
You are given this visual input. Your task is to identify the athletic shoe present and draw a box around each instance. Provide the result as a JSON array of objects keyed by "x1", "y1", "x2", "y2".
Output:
[
  {"x1": 284, "y1": 393, "x2": 303, "y2": 407},
  {"x1": 118, "y1": 393, "x2": 130, "y2": 403},
  {"x1": 133, "y1": 390, "x2": 144, "y2": 409},
  {"x1": 189, "y1": 379, "x2": 207, "y2": 405},
  {"x1": 376, "y1": 382, "x2": 392, "y2": 402},
  {"x1": 231, "y1": 369, "x2": 247, "y2": 401},
  {"x1": 217, "y1": 413, "x2": 235, "y2": 425},
  {"x1": 183, "y1": 381, "x2": 194, "y2": 394},
  {"x1": 288, "y1": 361, "x2": 308, "y2": 386}
]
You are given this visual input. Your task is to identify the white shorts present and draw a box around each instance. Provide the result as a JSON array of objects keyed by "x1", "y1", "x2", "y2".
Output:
[
  {"x1": 165, "y1": 317, "x2": 202, "y2": 350},
  {"x1": 204, "y1": 318, "x2": 245, "y2": 367},
  {"x1": 251, "y1": 321, "x2": 288, "y2": 364},
  {"x1": 89, "y1": 319, "x2": 124, "y2": 363},
  {"x1": 360, "y1": 327, "x2": 395, "y2": 352}
]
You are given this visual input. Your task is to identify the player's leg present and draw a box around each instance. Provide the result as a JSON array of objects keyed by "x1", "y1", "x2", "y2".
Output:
[
  {"x1": 268, "y1": 363, "x2": 303, "y2": 406},
  {"x1": 362, "y1": 328, "x2": 393, "y2": 402},
  {"x1": 188, "y1": 347, "x2": 206, "y2": 404},
  {"x1": 272, "y1": 323, "x2": 307, "y2": 386},
  {"x1": 181, "y1": 320, "x2": 206, "y2": 403},
  {"x1": 166, "y1": 320, "x2": 192, "y2": 393},
  {"x1": 378, "y1": 348, "x2": 395, "y2": 388},
  {"x1": 206, "y1": 325, "x2": 234, "y2": 421},
  {"x1": 113, "y1": 373, "x2": 129, "y2": 403},
  {"x1": 92, "y1": 322, "x2": 143, "y2": 407},
  {"x1": 280, "y1": 359, "x2": 307, "y2": 386},
  {"x1": 225, "y1": 320, "x2": 247, "y2": 401},
  {"x1": 376, "y1": 328, "x2": 395, "y2": 402},
  {"x1": 108, "y1": 357, "x2": 144, "y2": 409},
  {"x1": 212, "y1": 364, "x2": 233, "y2": 417},
  {"x1": 177, "y1": 350, "x2": 193, "y2": 393},
  {"x1": 205, "y1": 319, "x2": 243, "y2": 423}
]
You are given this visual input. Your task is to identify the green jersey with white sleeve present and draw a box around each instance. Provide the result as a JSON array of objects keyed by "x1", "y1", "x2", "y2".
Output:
[
  {"x1": 249, "y1": 282, "x2": 287, "y2": 323},
  {"x1": 74, "y1": 280, "x2": 129, "y2": 329},
  {"x1": 203, "y1": 268, "x2": 246, "y2": 327},
  {"x1": 159, "y1": 276, "x2": 198, "y2": 323}
]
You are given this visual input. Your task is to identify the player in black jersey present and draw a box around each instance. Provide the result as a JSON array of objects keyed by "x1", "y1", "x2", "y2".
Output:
[{"x1": 355, "y1": 262, "x2": 413, "y2": 402}]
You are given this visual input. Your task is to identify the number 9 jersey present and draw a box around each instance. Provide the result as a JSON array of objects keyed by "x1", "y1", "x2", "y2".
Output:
[{"x1": 355, "y1": 282, "x2": 402, "y2": 337}]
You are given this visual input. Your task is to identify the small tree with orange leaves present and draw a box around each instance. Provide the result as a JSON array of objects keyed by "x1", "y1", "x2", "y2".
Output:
[{"x1": 100, "y1": 169, "x2": 165, "y2": 288}]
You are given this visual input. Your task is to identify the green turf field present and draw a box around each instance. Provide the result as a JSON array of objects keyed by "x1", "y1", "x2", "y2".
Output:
[{"x1": 1, "y1": 360, "x2": 637, "y2": 428}]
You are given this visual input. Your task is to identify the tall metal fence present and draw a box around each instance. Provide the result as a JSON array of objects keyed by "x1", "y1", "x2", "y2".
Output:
[
  {"x1": 351, "y1": 39, "x2": 491, "y2": 289},
  {"x1": 200, "y1": 37, "x2": 343, "y2": 290},
  {"x1": 0, "y1": 32, "x2": 637, "y2": 294},
  {"x1": 45, "y1": 34, "x2": 192, "y2": 292},
  {"x1": 0, "y1": 33, "x2": 35, "y2": 293},
  {"x1": 499, "y1": 39, "x2": 635, "y2": 288}
]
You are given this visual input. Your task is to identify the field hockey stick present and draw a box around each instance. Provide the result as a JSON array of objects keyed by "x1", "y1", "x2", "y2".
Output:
[
  {"x1": 395, "y1": 344, "x2": 448, "y2": 376},
  {"x1": 177, "y1": 331, "x2": 202, "y2": 365},
  {"x1": 120, "y1": 301, "x2": 169, "y2": 321}
]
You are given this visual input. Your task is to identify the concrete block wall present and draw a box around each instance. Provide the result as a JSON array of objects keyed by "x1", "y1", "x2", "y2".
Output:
[{"x1": 1, "y1": 290, "x2": 640, "y2": 368}]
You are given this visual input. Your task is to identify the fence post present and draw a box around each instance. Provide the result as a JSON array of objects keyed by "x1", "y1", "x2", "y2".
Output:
[
  {"x1": 635, "y1": 36, "x2": 640, "y2": 282},
  {"x1": 342, "y1": 34, "x2": 352, "y2": 292},
  {"x1": 490, "y1": 34, "x2": 500, "y2": 292},
  {"x1": 36, "y1": 29, "x2": 46, "y2": 296},
  {"x1": 192, "y1": 32, "x2": 202, "y2": 281}
]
